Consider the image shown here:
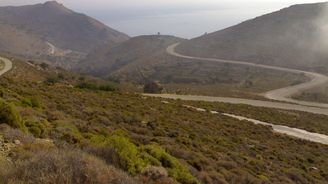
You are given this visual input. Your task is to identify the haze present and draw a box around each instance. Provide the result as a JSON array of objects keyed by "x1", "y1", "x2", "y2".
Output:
[{"x1": 0, "y1": 0, "x2": 326, "y2": 38}]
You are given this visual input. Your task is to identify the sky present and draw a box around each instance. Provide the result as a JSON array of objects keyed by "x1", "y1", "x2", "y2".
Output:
[{"x1": 0, "y1": 0, "x2": 326, "y2": 38}]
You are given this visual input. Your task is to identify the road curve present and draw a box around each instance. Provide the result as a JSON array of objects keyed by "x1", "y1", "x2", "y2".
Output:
[
  {"x1": 167, "y1": 43, "x2": 328, "y2": 109},
  {"x1": 0, "y1": 56, "x2": 13, "y2": 76}
]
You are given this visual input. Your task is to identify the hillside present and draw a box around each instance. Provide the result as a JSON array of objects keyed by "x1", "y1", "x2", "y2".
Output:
[
  {"x1": 177, "y1": 2, "x2": 328, "y2": 74},
  {"x1": 0, "y1": 1, "x2": 129, "y2": 66},
  {"x1": 77, "y1": 35, "x2": 307, "y2": 100},
  {"x1": 0, "y1": 57, "x2": 328, "y2": 184},
  {"x1": 76, "y1": 35, "x2": 184, "y2": 79}
]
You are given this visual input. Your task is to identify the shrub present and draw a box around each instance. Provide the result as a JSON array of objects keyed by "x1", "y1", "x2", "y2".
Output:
[
  {"x1": 21, "y1": 97, "x2": 41, "y2": 108},
  {"x1": 88, "y1": 131, "x2": 199, "y2": 183},
  {"x1": 0, "y1": 99, "x2": 25, "y2": 131},
  {"x1": 0, "y1": 147, "x2": 138, "y2": 184},
  {"x1": 141, "y1": 144, "x2": 199, "y2": 184},
  {"x1": 88, "y1": 131, "x2": 148, "y2": 176},
  {"x1": 55, "y1": 121, "x2": 83, "y2": 144},
  {"x1": 25, "y1": 120, "x2": 50, "y2": 138},
  {"x1": 44, "y1": 76, "x2": 59, "y2": 85},
  {"x1": 144, "y1": 81, "x2": 163, "y2": 94},
  {"x1": 0, "y1": 125, "x2": 35, "y2": 144},
  {"x1": 76, "y1": 82, "x2": 116, "y2": 92}
]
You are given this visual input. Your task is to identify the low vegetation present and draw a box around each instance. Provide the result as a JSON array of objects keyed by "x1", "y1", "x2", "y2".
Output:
[
  {"x1": 0, "y1": 99, "x2": 25, "y2": 131},
  {"x1": 0, "y1": 144, "x2": 137, "y2": 184},
  {"x1": 293, "y1": 82, "x2": 328, "y2": 103},
  {"x1": 144, "y1": 81, "x2": 163, "y2": 94},
  {"x1": 0, "y1": 59, "x2": 327, "y2": 184}
]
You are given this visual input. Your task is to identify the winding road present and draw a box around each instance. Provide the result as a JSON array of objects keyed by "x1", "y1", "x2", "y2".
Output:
[
  {"x1": 167, "y1": 43, "x2": 328, "y2": 108},
  {"x1": 0, "y1": 54, "x2": 325, "y2": 145},
  {"x1": 152, "y1": 43, "x2": 328, "y2": 115},
  {"x1": 0, "y1": 56, "x2": 13, "y2": 76}
]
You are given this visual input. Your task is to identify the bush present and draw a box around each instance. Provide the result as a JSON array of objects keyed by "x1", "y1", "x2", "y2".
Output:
[
  {"x1": 0, "y1": 125, "x2": 35, "y2": 144},
  {"x1": 44, "y1": 76, "x2": 59, "y2": 85},
  {"x1": 0, "y1": 99, "x2": 25, "y2": 131},
  {"x1": 142, "y1": 144, "x2": 199, "y2": 184},
  {"x1": 144, "y1": 81, "x2": 163, "y2": 94},
  {"x1": 25, "y1": 120, "x2": 50, "y2": 138},
  {"x1": 0, "y1": 147, "x2": 138, "y2": 184},
  {"x1": 55, "y1": 121, "x2": 83, "y2": 144},
  {"x1": 76, "y1": 82, "x2": 116, "y2": 92},
  {"x1": 87, "y1": 131, "x2": 199, "y2": 183},
  {"x1": 88, "y1": 131, "x2": 148, "y2": 176},
  {"x1": 21, "y1": 97, "x2": 41, "y2": 108}
]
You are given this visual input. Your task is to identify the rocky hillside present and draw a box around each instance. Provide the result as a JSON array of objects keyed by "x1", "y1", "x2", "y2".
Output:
[{"x1": 177, "y1": 2, "x2": 328, "y2": 74}]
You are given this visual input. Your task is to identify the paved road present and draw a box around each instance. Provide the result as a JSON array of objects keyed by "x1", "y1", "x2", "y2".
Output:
[
  {"x1": 181, "y1": 104, "x2": 328, "y2": 145},
  {"x1": 145, "y1": 94, "x2": 328, "y2": 115},
  {"x1": 0, "y1": 56, "x2": 12, "y2": 76},
  {"x1": 46, "y1": 42, "x2": 56, "y2": 55},
  {"x1": 167, "y1": 43, "x2": 328, "y2": 109},
  {"x1": 223, "y1": 113, "x2": 328, "y2": 145}
]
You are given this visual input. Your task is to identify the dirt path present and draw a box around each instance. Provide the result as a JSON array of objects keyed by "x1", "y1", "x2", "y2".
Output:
[{"x1": 167, "y1": 43, "x2": 328, "y2": 109}]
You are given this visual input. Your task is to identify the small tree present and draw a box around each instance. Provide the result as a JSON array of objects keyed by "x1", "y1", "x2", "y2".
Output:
[{"x1": 144, "y1": 81, "x2": 163, "y2": 94}]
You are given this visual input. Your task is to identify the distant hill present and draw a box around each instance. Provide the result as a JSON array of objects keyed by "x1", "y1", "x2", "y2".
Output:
[
  {"x1": 76, "y1": 35, "x2": 184, "y2": 81},
  {"x1": 177, "y1": 2, "x2": 328, "y2": 74},
  {"x1": 0, "y1": 1, "x2": 129, "y2": 66}
]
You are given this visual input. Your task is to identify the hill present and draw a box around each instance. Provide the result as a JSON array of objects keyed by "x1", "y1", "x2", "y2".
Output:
[
  {"x1": 0, "y1": 1, "x2": 129, "y2": 67},
  {"x1": 177, "y1": 2, "x2": 328, "y2": 74},
  {"x1": 76, "y1": 35, "x2": 184, "y2": 80},
  {"x1": 78, "y1": 35, "x2": 307, "y2": 99}
]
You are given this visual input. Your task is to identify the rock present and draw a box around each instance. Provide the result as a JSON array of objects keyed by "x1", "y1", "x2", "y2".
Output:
[
  {"x1": 309, "y1": 166, "x2": 318, "y2": 171},
  {"x1": 14, "y1": 139, "x2": 21, "y2": 145}
]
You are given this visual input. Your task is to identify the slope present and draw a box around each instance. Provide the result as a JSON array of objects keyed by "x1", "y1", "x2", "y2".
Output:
[
  {"x1": 0, "y1": 1, "x2": 129, "y2": 66},
  {"x1": 177, "y1": 2, "x2": 328, "y2": 74}
]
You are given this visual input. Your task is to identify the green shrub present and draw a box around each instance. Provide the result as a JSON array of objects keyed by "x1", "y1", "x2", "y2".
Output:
[
  {"x1": 76, "y1": 82, "x2": 116, "y2": 92},
  {"x1": 55, "y1": 121, "x2": 83, "y2": 144},
  {"x1": 98, "y1": 84, "x2": 116, "y2": 92},
  {"x1": 25, "y1": 120, "x2": 50, "y2": 138},
  {"x1": 88, "y1": 131, "x2": 148, "y2": 176},
  {"x1": 21, "y1": 97, "x2": 41, "y2": 108},
  {"x1": 88, "y1": 131, "x2": 198, "y2": 183},
  {"x1": 142, "y1": 144, "x2": 199, "y2": 184},
  {"x1": 0, "y1": 99, "x2": 25, "y2": 131},
  {"x1": 30, "y1": 98, "x2": 41, "y2": 108}
]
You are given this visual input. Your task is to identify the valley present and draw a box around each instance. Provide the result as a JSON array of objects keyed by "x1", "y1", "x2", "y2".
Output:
[{"x1": 0, "y1": 1, "x2": 327, "y2": 184}]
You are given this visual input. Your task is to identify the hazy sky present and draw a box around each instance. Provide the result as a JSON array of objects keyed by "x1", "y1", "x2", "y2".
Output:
[{"x1": 0, "y1": 0, "x2": 326, "y2": 38}]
